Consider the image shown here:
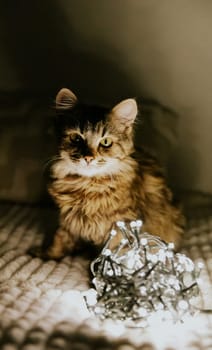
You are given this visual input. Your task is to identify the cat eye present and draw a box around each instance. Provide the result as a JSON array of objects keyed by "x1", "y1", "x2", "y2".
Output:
[
  {"x1": 99, "y1": 137, "x2": 113, "y2": 148},
  {"x1": 70, "y1": 133, "x2": 83, "y2": 143}
]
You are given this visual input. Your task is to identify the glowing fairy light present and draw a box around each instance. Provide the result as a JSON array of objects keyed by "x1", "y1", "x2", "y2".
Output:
[
  {"x1": 84, "y1": 220, "x2": 202, "y2": 327},
  {"x1": 82, "y1": 289, "x2": 98, "y2": 306}
]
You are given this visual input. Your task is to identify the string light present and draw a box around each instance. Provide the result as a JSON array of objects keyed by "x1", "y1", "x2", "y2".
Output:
[{"x1": 83, "y1": 220, "x2": 202, "y2": 327}]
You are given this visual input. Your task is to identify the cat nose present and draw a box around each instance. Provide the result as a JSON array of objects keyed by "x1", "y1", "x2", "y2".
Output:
[{"x1": 84, "y1": 155, "x2": 94, "y2": 164}]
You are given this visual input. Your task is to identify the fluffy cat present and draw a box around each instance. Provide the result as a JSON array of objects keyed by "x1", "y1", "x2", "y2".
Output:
[{"x1": 45, "y1": 88, "x2": 184, "y2": 259}]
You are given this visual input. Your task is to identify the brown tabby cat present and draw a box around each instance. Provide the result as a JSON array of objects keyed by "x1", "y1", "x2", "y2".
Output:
[{"x1": 45, "y1": 88, "x2": 184, "y2": 259}]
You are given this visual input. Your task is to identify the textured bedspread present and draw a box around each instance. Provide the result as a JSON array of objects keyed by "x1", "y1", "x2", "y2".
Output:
[{"x1": 0, "y1": 203, "x2": 211, "y2": 350}]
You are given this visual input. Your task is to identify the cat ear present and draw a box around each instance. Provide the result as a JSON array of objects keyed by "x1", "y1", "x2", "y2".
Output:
[
  {"x1": 56, "y1": 88, "x2": 78, "y2": 110},
  {"x1": 111, "y1": 98, "x2": 138, "y2": 130}
]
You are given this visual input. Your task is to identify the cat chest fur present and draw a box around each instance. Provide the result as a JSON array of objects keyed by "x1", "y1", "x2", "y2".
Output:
[{"x1": 49, "y1": 175, "x2": 139, "y2": 243}]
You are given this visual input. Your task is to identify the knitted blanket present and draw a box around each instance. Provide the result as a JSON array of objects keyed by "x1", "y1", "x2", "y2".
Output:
[{"x1": 0, "y1": 203, "x2": 211, "y2": 350}]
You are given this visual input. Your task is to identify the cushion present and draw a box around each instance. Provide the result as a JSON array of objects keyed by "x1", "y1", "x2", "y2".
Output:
[
  {"x1": 0, "y1": 201, "x2": 211, "y2": 349},
  {"x1": 0, "y1": 96, "x2": 56, "y2": 203}
]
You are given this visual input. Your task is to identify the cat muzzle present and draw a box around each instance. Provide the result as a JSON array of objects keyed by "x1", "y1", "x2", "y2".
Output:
[{"x1": 84, "y1": 156, "x2": 94, "y2": 165}]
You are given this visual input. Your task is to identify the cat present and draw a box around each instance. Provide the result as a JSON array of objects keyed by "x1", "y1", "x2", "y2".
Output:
[{"x1": 44, "y1": 88, "x2": 185, "y2": 259}]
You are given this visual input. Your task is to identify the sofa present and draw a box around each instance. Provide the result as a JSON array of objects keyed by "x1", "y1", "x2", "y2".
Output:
[{"x1": 0, "y1": 1, "x2": 211, "y2": 349}]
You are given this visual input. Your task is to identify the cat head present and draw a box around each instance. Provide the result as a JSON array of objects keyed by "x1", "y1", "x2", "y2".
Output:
[{"x1": 53, "y1": 88, "x2": 138, "y2": 178}]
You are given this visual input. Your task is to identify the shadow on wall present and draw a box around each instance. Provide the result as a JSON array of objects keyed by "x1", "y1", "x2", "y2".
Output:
[{"x1": 0, "y1": 1, "x2": 139, "y2": 105}]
